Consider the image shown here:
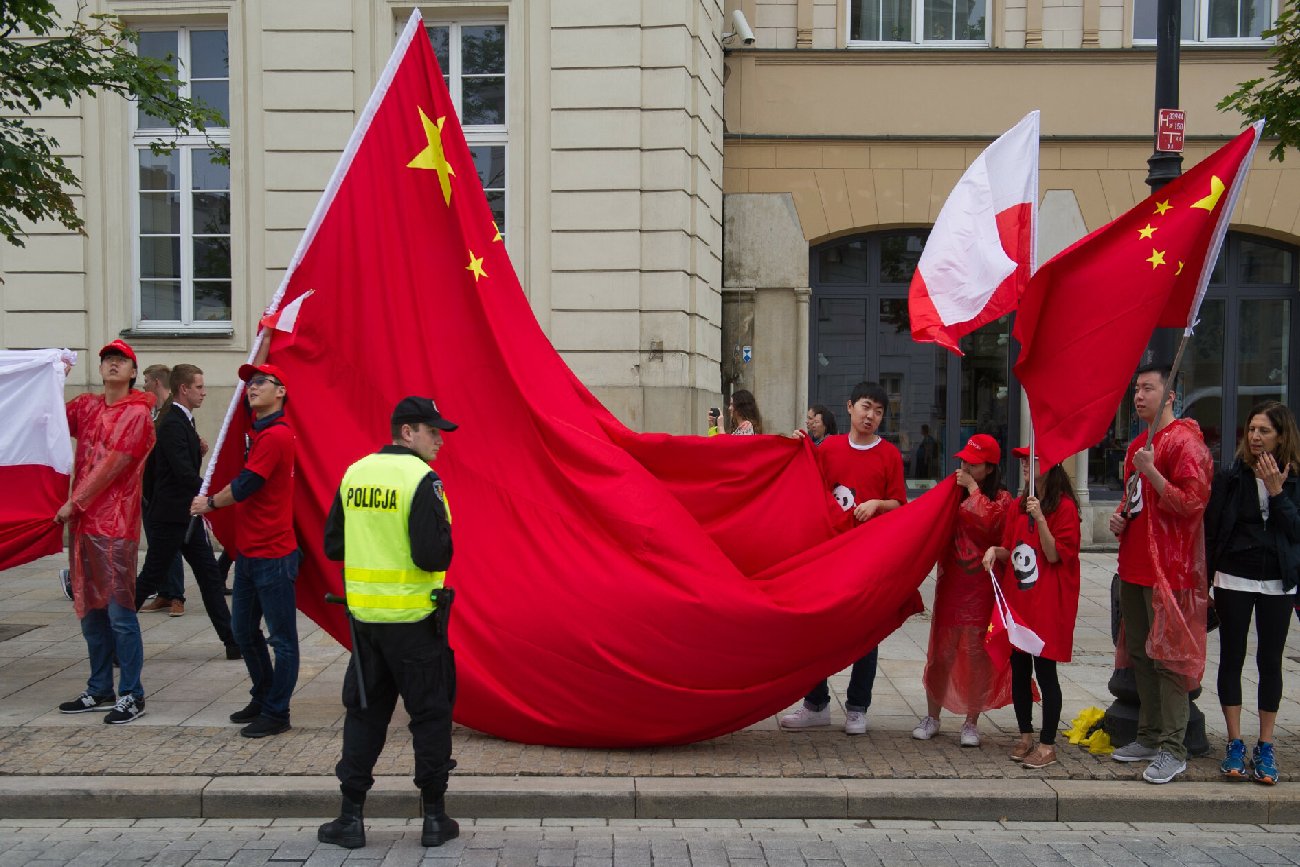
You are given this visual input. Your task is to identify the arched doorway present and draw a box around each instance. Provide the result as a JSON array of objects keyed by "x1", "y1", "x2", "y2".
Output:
[{"x1": 809, "y1": 230, "x2": 1021, "y2": 492}]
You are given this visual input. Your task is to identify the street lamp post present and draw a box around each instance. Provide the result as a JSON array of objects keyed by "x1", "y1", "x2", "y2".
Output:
[{"x1": 1102, "y1": 0, "x2": 1210, "y2": 758}]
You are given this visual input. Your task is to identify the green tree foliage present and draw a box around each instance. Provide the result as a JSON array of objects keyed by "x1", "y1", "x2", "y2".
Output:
[
  {"x1": 1220, "y1": 4, "x2": 1300, "y2": 161},
  {"x1": 0, "y1": 0, "x2": 227, "y2": 247}
]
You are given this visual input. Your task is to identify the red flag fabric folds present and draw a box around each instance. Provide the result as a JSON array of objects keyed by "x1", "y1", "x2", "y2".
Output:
[
  {"x1": 203, "y1": 12, "x2": 958, "y2": 747},
  {"x1": 1013, "y1": 123, "x2": 1262, "y2": 468},
  {"x1": 0, "y1": 350, "x2": 74, "y2": 570},
  {"x1": 909, "y1": 111, "x2": 1039, "y2": 355}
]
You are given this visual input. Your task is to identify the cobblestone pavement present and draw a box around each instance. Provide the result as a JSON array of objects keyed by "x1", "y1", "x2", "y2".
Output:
[
  {"x1": 3, "y1": 551, "x2": 1300, "y2": 781},
  {"x1": 2, "y1": 818, "x2": 1299, "y2": 866}
]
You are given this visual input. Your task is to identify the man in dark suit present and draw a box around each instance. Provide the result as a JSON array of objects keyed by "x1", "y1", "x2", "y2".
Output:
[{"x1": 135, "y1": 364, "x2": 239, "y2": 659}]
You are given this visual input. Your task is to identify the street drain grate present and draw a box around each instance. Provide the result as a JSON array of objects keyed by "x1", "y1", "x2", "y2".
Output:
[{"x1": 0, "y1": 624, "x2": 40, "y2": 642}]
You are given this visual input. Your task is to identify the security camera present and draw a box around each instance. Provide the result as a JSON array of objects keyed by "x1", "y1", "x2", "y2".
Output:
[{"x1": 724, "y1": 9, "x2": 756, "y2": 46}]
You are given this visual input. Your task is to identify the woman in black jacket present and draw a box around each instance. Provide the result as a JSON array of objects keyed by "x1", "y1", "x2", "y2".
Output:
[{"x1": 1205, "y1": 400, "x2": 1300, "y2": 785}]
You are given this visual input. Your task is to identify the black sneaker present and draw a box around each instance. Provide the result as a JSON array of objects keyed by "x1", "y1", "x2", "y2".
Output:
[
  {"x1": 58, "y1": 691, "x2": 115, "y2": 714},
  {"x1": 240, "y1": 716, "x2": 290, "y2": 739},
  {"x1": 229, "y1": 702, "x2": 263, "y2": 724},
  {"x1": 58, "y1": 568, "x2": 74, "y2": 601},
  {"x1": 104, "y1": 695, "x2": 145, "y2": 725}
]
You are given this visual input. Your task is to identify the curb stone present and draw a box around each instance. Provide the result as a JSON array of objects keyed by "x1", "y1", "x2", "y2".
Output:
[{"x1": 0, "y1": 776, "x2": 1295, "y2": 822}]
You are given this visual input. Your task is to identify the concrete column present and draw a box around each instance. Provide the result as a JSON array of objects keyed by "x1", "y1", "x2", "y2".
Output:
[{"x1": 795, "y1": 287, "x2": 810, "y2": 426}]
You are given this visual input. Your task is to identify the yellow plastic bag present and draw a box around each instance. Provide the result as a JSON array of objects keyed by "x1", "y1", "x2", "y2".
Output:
[{"x1": 1064, "y1": 706, "x2": 1113, "y2": 755}]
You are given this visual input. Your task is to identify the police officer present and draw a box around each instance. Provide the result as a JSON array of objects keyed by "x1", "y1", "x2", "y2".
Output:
[{"x1": 318, "y1": 396, "x2": 458, "y2": 850}]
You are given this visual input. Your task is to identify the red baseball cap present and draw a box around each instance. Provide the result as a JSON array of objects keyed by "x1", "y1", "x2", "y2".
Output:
[
  {"x1": 238, "y1": 363, "x2": 289, "y2": 391},
  {"x1": 954, "y1": 433, "x2": 1001, "y2": 465},
  {"x1": 98, "y1": 339, "x2": 138, "y2": 365},
  {"x1": 1011, "y1": 446, "x2": 1032, "y2": 459}
]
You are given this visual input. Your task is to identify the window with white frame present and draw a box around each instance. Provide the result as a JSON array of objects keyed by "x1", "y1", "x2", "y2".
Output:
[
  {"x1": 425, "y1": 22, "x2": 506, "y2": 234},
  {"x1": 849, "y1": 0, "x2": 987, "y2": 44},
  {"x1": 133, "y1": 27, "x2": 231, "y2": 328},
  {"x1": 1133, "y1": 0, "x2": 1274, "y2": 42}
]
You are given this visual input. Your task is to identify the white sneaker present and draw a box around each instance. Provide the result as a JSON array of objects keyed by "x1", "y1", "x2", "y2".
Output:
[
  {"x1": 1111, "y1": 741, "x2": 1160, "y2": 763},
  {"x1": 912, "y1": 716, "x2": 941, "y2": 740},
  {"x1": 844, "y1": 710, "x2": 866, "y2": 735},
  {"x1": 779, "y1": 705, "x2": 831, "y2": 729},
  {"x1": 959, "y1": 722, "x2": 981, "y2": 747}
]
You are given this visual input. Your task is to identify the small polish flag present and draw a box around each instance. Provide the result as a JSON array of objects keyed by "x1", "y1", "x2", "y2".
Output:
[
  {"x1": 909, "y1": 111, "x2": 1039, "y2": 355},
  {"x1": 259, "y1": 290, "x2": 315, "y2": 343}
]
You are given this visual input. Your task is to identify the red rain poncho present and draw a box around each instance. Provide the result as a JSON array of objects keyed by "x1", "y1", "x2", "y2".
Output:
[
  {"x1": 924, "y1": 488, "x2": 1016, "y2": 713},
  {"x1": 65, "y1": 390, "x2": 155, "y2": 618},
  {"x1": 1114, "y1": 418, "x2": 1212, "y2": 690},
  {"x1": 996, "y1": 495, "x2": 1081, "y2": 663}
]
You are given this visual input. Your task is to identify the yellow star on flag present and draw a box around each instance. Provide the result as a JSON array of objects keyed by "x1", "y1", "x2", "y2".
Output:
[
  {"x1": 1176, "y1": 261, "x2": 1185, "y2": 275},
  {"x1": 1146, "y1": 249, "x2": 1167, "y2": 269},
  {"x1": 491, "y1": 221, "x2": 503, "y2": 243},
  {"x1": 1138, "y1": 224, "x2": 1157, "y2": 240},
  {"x1": 1153, "y1": 200, "x2": 1172, "y2": 216},
  {"x1": 1191, "y1": 175, "x2": 1226, "y2": 212},
  {"x1": 466, "y1": 249, "x2": 487, "y2": 282},
  {"x1": 407, "y1": 107, "x2": 455, "y2": 205}
]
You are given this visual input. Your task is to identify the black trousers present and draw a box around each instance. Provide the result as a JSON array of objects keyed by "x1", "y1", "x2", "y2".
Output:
[
  {"x1": 134, "y1": 518, "x2": 235, "y2": 647},
  {"x1": 1216, "y1": 586, "x2": 1294, "y2": 712},
  {"x1": 1011, "y1": 651, "x2": 1062, "y2": 745},
  {"x1": 336, "y1": 618, "x2": 457, "y2": 799}
]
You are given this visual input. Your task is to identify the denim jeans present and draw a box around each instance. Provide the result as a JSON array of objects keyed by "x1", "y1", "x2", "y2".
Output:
[
  {"x1": 81, "y1": 599, "x2": 144, "y2": 700},
  {"x1": 804, "y1": 646, "x2": 879, "y2": 713},
  {"x1": 232, "y1": 551, "x2": 301, "y2": 721}
]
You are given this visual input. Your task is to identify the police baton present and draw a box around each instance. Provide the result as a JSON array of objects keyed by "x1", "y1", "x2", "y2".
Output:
[{"x1": 325, "y1": 592, "x2": 367, "y2": 710}]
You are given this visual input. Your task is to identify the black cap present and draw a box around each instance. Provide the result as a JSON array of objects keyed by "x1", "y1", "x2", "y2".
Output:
[{"x1": 391, "y1": 396, "x2": 457, "y2": 431}]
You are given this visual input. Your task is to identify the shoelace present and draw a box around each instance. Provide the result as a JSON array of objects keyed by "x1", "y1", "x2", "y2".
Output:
[{"x1": 113, "y1": 696, "x2": 134, "y2": 712}]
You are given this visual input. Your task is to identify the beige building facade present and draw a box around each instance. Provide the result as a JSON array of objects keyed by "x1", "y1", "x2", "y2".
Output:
[
  {"x1": 1, "y1": 0, "x2": 726, "y2": 436},
  {"x1": 721, "y1": 0, "x2": 1299, "y2": 538},
  {"x1": 2, "y1": 0, "x2": 1297, "y2": 534}
]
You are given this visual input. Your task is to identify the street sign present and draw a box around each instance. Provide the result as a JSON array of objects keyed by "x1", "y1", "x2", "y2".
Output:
[{"x1": 1157, "y1": 108, "x2": 1185, "y2": 153}]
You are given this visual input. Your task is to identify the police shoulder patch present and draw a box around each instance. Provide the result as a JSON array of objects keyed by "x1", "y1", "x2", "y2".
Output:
[{"x1": 433, "y1": 479, "x2": 445, "y2": 502}]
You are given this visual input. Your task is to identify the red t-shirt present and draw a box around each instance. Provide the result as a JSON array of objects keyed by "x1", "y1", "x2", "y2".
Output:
[
  {"x1": 815, "y1": 434, "x2": 907, "y2": 530},
  {"x1": 236, "y1": 418, "x2": 297, "y2": 558},
  {"x1": 997, "y1": 496, "x2": 1082, "y2": 662}
]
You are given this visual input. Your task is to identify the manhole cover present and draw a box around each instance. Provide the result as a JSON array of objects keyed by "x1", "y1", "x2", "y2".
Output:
[{"x1": 0, "y1": 624, "x2": 39, "y2": 642}]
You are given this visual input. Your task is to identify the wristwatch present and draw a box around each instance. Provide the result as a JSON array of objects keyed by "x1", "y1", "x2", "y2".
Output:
[{"x1": 207, "y1": 496, "x2": 218, "y2": 511}]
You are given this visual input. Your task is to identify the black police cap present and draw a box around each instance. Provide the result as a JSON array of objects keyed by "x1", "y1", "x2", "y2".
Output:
[{"x1": 391, "y1": 396, "x2": 457, "y2": 431}]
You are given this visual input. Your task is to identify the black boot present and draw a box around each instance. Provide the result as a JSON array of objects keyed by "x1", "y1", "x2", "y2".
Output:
[
  {"x1": 421, "y1": 796, "x2": 459, "y2": 847},
  {"x1": 318, "y1": 795, "x2": 365, "y2": 849}
]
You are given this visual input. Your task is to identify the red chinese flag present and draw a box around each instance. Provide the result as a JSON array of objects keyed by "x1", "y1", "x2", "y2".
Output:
[
  {"x1": 1013, "y1": 122, "x2": 1262, "y2": 469},
  {"x1": 202, "y1": 12, "x2": 962, "y2": 747}
]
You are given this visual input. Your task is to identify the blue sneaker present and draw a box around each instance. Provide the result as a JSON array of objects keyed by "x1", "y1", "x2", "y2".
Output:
[
  {"x1": 1221, "y1": 739, "x2": 1248, "y2": 780},
  {"x1": 1253, "y1": 742, "x2": 1279, "y2": 785}
]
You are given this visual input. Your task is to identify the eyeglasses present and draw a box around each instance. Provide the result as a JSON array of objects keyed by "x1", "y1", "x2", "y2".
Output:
[{"x1": 248, "y1": 376, "x2": 282, "y2": 388}]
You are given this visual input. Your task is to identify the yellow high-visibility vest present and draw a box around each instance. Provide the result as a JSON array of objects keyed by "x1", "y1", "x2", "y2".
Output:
[{"x1": 340, "y1": 452, "x2": 450, "y2": 623}]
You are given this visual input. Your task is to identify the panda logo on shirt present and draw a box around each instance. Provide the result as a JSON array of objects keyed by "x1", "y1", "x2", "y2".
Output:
[
  {"x1": 1123, "y1": 469, "x2": 1144, "y2": 517},
  {"x1": 1011, "y1": 542, "x2": 1039, "y2": 590},
  {"x1": 832, "y1": 484, "x2": 856, "y2": 512}
]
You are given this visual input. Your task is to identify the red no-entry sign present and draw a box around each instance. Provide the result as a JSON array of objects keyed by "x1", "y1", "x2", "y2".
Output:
[{"x1": 1157, "y1": 109, "x2": 1186, "y2": 152}]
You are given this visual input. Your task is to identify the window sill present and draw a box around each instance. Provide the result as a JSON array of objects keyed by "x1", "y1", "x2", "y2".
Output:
[{"x1": 119, "y1": 328, "x2": 235, "y2": 340}]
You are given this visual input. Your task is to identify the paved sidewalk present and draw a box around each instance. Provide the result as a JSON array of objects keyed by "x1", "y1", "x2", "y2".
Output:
[
  {"x1": 4, "y1": 817, "x2": 1300, "y2": 867},
  {"x1": 1, "y1": 551, "x2": 1298, "y2": 820}
]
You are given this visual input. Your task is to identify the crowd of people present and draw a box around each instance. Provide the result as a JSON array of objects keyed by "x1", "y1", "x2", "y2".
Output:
[
  {"x1": 720, "y1": 362, "x2": 1299, "y2": 786},
  {"x1": 51, "y1": 339, "x2": 462, "y2": 848}
]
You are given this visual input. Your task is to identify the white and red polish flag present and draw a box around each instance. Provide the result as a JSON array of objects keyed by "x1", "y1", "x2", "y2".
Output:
[
  {"x1": 258, "y1": 289, "x2": 314, "y2": 346},
  {"x1": 0, "y1": 349, "x2": 75, "y2": 569},
  {"x1": 909, "y1": 110, "x2": 1039, "y2": 355}
]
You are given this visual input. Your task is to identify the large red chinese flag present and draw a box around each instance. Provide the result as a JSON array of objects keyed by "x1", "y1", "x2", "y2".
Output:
[
  {"x1": 1013, "y1": 122, "x2": 1262, "y2": 469},
  {"x1": 203, "y1": 12, "x2": 958, "y2": 746}
]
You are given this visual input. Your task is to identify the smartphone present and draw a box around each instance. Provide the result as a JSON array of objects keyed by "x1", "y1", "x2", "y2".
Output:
[{"x1": 709, "y1": 406, "x2": 720, "y2": 419}]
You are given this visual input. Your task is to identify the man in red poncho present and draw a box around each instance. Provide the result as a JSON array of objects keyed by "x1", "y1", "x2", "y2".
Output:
[
  {"x1": 54, "y1": 340, "x2": 157, "y2": 725},
  {"x1": 1107, "y1": 361, "x2": 1212, "y2": 785}
]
